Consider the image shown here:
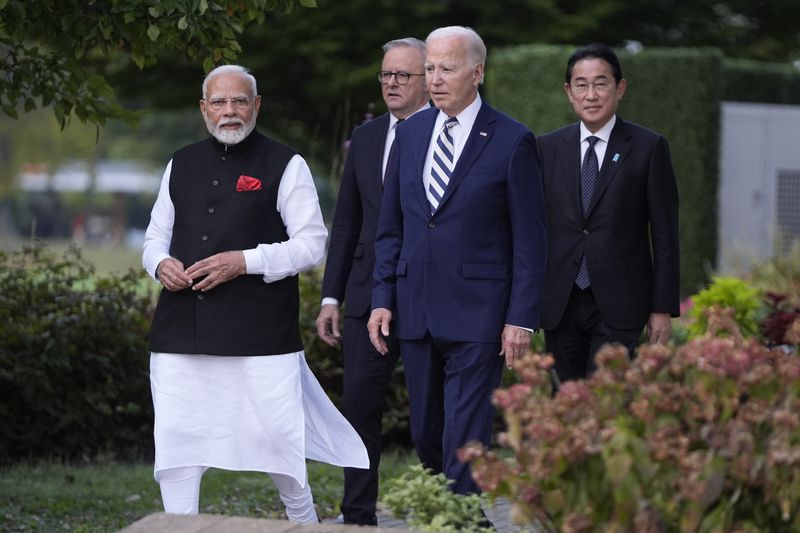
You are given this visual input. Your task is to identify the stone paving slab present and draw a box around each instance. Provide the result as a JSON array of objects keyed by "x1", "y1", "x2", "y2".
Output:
[
  {"x1": 118, "y1": 512, "x2": 423, "y2": 533},
  {"x1": 119, "y1": 497, "x2": 539, "y2": 533}
]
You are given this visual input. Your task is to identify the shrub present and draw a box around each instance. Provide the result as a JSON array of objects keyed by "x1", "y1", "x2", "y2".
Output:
[
  {"x1": 687, "y1": 276, "x2": 761, "y2": 338},
  {"x1": 0, "y1": 243, "x2": 154, "y2": 463},
  {"x1": 382, "y1": 464, "x2": 492, "y2": 533},
  {"x1": 760, "y1": 292, "x2": 800, "y2": 347},
  {"x1": 0, "y1": 244, "x2": 412, "y2": 462},
  {"x1": 462, "y1": 308, "x2": 800, "y2": 532}
]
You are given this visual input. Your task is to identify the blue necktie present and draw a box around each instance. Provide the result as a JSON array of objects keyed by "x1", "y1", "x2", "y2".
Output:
[
  {"x1": 575, "y1": 136, "x2": 599, "y2": 289},
  {"x1": 427, "y1": 117, "x2": 458, "y2": 213}
]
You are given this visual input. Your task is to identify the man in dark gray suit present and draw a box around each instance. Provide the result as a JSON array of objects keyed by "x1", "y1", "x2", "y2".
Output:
[
  {"x1": 538, "y1": 43, "x2": 680, "y2": 383},
  {"x1": 316, "y1": 38, "x2": 429, "y2": 526}
]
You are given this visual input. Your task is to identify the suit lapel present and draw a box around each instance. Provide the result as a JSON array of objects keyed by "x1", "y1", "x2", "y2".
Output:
[
  {"x1": 586, "y1": 118, "x2": 631, "y2": 217},
  {"x1": 413, "y1": 109, "x2": 438, "y2": 215},
  {"x1": 371, "y1": 114, "x2": 390, "y2": 194},
  {"x1": 435, "y1": 102, "x2": 495, "y2": 214},
  {"x1": 561, "y1": 125, "x2": 582, "y2": 221}
]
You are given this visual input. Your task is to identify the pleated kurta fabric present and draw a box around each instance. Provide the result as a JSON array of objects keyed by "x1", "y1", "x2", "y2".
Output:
[{"x1": 150, "y1": 351, "x2": 369, "y2": 486}]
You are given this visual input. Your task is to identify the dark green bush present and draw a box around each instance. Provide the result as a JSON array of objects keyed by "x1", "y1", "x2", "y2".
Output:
[
  {"x1": 0, "y1": 243, "x2": 154, "y2": 463},
  {"x1": 0, "y1": 244, "x2": 412, "y2": 463},
  {"x1": 723, "y1": 58, "x2": 800, "y2": 105}
]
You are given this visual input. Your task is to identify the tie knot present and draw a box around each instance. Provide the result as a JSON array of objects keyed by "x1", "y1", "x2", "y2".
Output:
[
  {"x1": 444, "y1": 117, "x2": 458, "y2": 129},
  {"x1": 586, "y1": 135, "x2": 600, "y2": 148}
]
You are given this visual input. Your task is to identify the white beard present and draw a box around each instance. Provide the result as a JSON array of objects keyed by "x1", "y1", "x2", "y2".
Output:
[{"x1": 203, "y1": 113, "x2": 257, "y2": 145}]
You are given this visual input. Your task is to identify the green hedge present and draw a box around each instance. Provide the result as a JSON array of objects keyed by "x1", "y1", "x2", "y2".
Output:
[
  {"x1": 0, "y1": 244, "x2": 411, "y2": 463},
  {"x1": 0, "y1": 244, "x2": 154, "y2": 463},
  {"x1": 723, "y1": 58, "x2": 800, "y2": 105},
  {"x1": 486, "y1": 45, "x2": 723, "y2": 297}
]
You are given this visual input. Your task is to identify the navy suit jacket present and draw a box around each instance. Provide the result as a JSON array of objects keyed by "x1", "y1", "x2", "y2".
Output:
[
  {"x1": 322, "y1": 113, "x2": 389, "y2": 318},
  {"x1": 372, "y1": 102, "x2": 547, "y2": 343},
  {"x1": 538, "y1": 117, "x2": 680, "y2": 331}
]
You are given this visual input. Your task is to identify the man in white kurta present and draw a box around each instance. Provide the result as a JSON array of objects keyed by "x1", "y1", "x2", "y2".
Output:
[{"x1": 142, "y1": 64, "x2": 367, "y2": 524}]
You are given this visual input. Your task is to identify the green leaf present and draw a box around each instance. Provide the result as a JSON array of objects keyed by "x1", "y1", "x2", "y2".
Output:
[
  {"x1": 131, "y1": 49, "x2": 146, "y2": 69},
  {"x1": 198, "y1": 0, "x2": 208, "y2": 15},
  {"x1": 148, "y1": 7, "x2": 159, "y2": 17},
  {"x1": 298, "y1": 0, "x2": 317, "y2": 6},
  {"x1": 1, "y1": 104, "x2": 18, "y2": 119},
  {"x1": 147, "y1": 24, "x2": 160, "y2": 42},
  {"x1": 177, "y1": 15, "x2": 188, "y2": 30}
]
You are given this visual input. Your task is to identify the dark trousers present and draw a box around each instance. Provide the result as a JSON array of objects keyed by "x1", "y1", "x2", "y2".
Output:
[
  {"x1": 545, "y1": 284, "x2": 642, "y2": 383},
  {"x1": 340, "y1": 315, "x2": 400, "y2": 525},
  {"x1": 399, "y1": 335, "x2": 503, "y2": 495}
]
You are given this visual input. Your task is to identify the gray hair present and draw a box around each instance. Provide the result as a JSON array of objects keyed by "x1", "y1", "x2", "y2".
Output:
[
  {"x1": 202, "y1": 65, "x2": 258, "y2": 99},
  {"x1": 382, "y1": 37, "x2": 426, "y2": 54},
  {"x1": 426, "y1": 26, "x2": 486, "y2": 82}
]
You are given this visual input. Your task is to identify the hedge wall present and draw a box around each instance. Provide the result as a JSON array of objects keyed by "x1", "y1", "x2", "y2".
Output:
[
  {"x1": 723, "y1": 58, "x2": 800, "y2": 105},
  {"x1": 486, "y1": 45, "x2": 723, "y2": 297}
]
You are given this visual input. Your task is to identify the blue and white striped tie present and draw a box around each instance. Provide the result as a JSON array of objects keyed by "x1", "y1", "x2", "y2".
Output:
[{"x1": 427, "y1": 117, "x2": 458, "y2": 213}]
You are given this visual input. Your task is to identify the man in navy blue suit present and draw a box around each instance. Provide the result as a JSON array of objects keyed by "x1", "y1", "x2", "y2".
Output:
[
  {"x1": 317, "y1": 38, "x2": 430, "y2": 525},
  {"x1": 368, "y1": 26, "x2": 547, "y2": 495}
]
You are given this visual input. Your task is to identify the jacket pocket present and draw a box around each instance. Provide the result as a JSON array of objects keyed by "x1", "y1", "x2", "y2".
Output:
[
  {"x1": 231, "y1": 189, "x2": 266, "y2": 199},
  {"x1": 461, "y1": 262, "x2": 509, "y2": 280}
]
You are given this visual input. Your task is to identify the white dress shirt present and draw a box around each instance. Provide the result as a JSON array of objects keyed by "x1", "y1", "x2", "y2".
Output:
[
  {"x1": 422, "y1": 93, "x2": 483, "y2": 196},
  {"x1": 579, "y1": 114, "x2": 617, "y2": 170}
]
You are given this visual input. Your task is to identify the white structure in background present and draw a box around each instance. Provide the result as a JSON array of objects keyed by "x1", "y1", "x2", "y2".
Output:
[
  {"x1": 16, "y1": 160, "x2": 160, "y2": 247},
  {"x1": 718, "y1": 102, "x2": 800, "y2": 273},
  {"x1": 18, "y1": 160, "x2": 160, "y2": 194}
]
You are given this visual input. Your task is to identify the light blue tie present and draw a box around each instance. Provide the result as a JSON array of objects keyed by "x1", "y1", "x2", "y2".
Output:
[{"x1": 427, "y1": 117, "x2": 458, "y2": 213}]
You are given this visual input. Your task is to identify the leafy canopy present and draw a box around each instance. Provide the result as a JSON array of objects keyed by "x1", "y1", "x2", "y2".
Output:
[{"x1": 0, "y1": 0, "x2": 316, "y2": 128}]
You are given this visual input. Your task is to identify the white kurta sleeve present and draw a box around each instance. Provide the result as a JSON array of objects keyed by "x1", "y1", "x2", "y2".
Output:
[
  {"x1": 142, "y1": 160, "x2": 175, "y2": 280},
  {"x1": 242, "y1": 154, "x2": 328, "y2": 283}
]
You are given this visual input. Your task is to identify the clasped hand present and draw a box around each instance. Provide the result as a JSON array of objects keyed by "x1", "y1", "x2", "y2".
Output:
[{"x1": 157, "y1": 251, "x2": 246, "y2": 292}]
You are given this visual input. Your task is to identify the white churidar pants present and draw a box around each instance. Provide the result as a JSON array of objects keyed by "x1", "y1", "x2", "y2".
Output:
[{"x1": 150, "y1": 351, "x2": 368, "y2": 523}]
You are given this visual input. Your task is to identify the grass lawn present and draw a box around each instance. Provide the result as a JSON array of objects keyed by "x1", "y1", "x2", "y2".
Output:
[
  {"x1": 0, "y1": 238, "x2": 143, "y2": 276},
  {"x1": 0, "y1": 450, "x2": 419, "y2": 532}
]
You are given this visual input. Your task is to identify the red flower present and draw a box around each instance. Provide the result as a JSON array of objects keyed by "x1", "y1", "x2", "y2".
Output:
[{"x1": 236, "y1": 175, "x2": 262, "y2": 191}]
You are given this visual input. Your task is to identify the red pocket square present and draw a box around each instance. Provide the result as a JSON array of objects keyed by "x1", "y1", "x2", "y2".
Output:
[{"x1": 236, "y1": 175, "x2": 262, "y2": 191}]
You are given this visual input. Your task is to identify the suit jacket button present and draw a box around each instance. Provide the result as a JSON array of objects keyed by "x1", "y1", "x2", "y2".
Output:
[
  {"x1": 212, "y1": 179, "x2": 219, "y2": 186},
  {"x1": 208, "y1": 207, "x2": 215, "y2": 214},
  {"x1": 201, "y1": 235, "x2": 209, "y2": 241},
  {"x1": 428, "y1": 222, "x2": 435, "y2": 228},
  {"x1": 582, "y1": 229, "x2": 589, "y2": 235},
  {"x1": 197, "y1": 294, "x2": 205, "y2": 300}
]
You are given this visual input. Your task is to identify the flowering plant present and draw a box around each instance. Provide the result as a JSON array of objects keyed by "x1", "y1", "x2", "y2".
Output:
[
  {"x1": 461, "y1": 307, "x2": 800, "y2": 532},
  {"x1": 761, "y1": 291, "x2": 800, "y2": 346}
]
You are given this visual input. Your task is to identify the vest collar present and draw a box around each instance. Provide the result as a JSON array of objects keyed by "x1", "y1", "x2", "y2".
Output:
[{"x1": 210, "y1": 129, "x2": 260, "y2": 153}]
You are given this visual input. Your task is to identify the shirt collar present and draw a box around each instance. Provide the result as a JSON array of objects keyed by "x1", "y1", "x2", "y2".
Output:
[
  {"x1": 434, "y1": 93, "x2": 482, "y2": 133},
  {"x1": 389, "y1": 102, "x2": 431, "y2": 129},
  {"x1": 580, "y1": 114, "x2": 616, "y2": 144}
]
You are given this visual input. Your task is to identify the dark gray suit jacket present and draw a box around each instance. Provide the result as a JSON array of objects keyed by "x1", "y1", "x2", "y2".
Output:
[
  {"x1": 538, "y1": 117, "x2": 680, "y2": 330},
  {"x1": 322, "y1": 113, "x2": 390, "y2": 318}
]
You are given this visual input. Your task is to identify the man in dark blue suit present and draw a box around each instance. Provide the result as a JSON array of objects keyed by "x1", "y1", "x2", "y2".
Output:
[
  {"x1": 538, "y1": 43, "x2": 680, "y2": 383},
  {"x1": 316, "y1": 38, "x2": 430, "y2": 525},
  {"x1": 368, "y1": 26, "x2": 547, "y2": 495}
]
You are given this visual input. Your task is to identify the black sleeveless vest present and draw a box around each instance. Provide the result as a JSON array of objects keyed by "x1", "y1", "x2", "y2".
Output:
[{"x1": 148, "y1": 131, "x2": 303, "y2": 356}]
